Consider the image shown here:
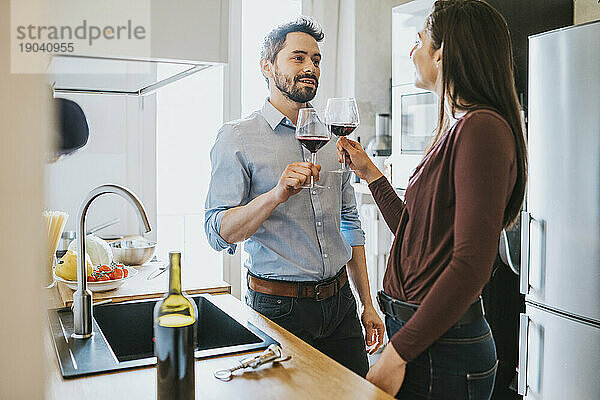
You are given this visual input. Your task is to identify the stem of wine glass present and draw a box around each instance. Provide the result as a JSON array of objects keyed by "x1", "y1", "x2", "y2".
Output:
[
  {"x1": 341, "y1": 149, "x2": 348, "y2": 171},
  {"x1": 310, "y1": 152, "x2": 317, "y2": 188}
]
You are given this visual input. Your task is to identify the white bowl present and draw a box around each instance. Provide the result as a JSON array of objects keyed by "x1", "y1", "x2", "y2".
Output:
[{"x1": 54, "y1": 266, "x2": 138, "y2": 292}]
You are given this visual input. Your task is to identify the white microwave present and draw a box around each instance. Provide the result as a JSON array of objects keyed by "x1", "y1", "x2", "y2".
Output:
[{"x1": 390, "y1": 84, "x2": 437, "y2": 189}]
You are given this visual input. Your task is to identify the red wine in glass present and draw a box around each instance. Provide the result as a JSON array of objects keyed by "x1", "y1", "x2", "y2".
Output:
[
  {"x1": 298, "y1": 136, "x2": 330, "y2": 153},
  {"x1": 295, "y1": 108, "x2": 331, "y2": 189},
  {"x1": 328, "y1": 123, "x2": 358, "y2": 137},
  {"x1": 325, "y1": 98, "x2": 360, "y2": 172}
]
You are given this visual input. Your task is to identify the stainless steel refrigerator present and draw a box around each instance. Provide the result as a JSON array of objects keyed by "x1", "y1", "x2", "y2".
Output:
[{"x1": 518, "y1": 21, "x2": 600, "y2": 399}]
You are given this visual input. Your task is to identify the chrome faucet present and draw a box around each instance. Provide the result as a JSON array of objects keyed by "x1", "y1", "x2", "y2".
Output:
[{"x1": 72, "y1": 184, "x2": 151, "y2": 339}]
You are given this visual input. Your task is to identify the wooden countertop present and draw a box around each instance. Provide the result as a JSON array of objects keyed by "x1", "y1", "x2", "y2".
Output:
[
  {"x1": 45, "y1": 289, "x2": 394, "y2": 399},
  {"x1": 55, "y1": 263, "x2": 231, "y2": 307}
]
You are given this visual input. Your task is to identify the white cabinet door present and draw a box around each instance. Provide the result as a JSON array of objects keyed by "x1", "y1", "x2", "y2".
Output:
[
  {"x1": 391, "y1": 0, "x2": 433, "y2": 86},
  {"x1": 48, "y1": 0, "x2": 229, "y2": 63},
  {"x1": 150, "y1": 0, "x2": 229, "y2": 63}
]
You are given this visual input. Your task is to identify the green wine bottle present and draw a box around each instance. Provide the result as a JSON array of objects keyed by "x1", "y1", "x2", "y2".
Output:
[{"x1": 153, "y1": 251, "x2": 197, "y2": 399}]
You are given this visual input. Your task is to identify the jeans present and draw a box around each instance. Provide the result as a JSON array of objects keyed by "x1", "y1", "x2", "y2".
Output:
[
  {"x1": 245, "y1": 281, "x2": 369, "y2": 377},
  {"x1": 387, "y1": 315, "x2": 498, "y2": 400}
]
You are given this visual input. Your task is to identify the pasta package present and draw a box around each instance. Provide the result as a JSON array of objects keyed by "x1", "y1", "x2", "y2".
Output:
[{"x1": 44, "y1": 211, "x2": 68, "y2": 287}]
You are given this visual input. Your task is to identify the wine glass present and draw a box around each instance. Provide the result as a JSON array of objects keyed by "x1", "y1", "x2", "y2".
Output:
[
  {"x1": 325, "y1": 97, "x2": 360, "y2": 173},
  {"x1": 295, "y1": 108, "x2": 331, "y2": 189}
]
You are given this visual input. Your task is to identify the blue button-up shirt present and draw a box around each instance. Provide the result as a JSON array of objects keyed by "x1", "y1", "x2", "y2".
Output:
[{"x1": 204, "y1": 100, "x2": 365, "y2": 281}]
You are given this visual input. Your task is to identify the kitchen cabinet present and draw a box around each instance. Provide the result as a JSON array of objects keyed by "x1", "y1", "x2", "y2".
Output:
[
  {"x1": 48, "y1": 0, "x2": 228, "y2": 63},
  {"x1": 391, "y1": 0, "x2": 432, "y2": 87},
  {"x1": 48, "y1": 0, "x2": 229, "y2": 95},
  {"x1": 389, "y1": 0, "x2": 437, "y2": 190},
  {"x1": 149, "y1": 0, "x2": 229, "y2": 64}
]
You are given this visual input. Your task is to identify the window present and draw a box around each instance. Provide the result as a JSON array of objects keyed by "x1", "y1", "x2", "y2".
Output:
[
  {"x1": 156, "y1": 64, "x2": 224, "y2": 284},
  {"x1": 241, "y1": 0, "x2": 302, "y2": 117},
  {"x1": 238, "y1": 0, "x2": 302, "y2": 297}
]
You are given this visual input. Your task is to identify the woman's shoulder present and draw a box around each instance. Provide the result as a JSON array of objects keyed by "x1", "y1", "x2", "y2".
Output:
[
  {"x1": 448, "y1": 108, "x2": 517, "y2": 164},
  {"x1": 457, "y1": 108, "x2": 512, "y2": 134},
  {"x1": 453, "y1": 108, "x2": 514, "y2": 144}
]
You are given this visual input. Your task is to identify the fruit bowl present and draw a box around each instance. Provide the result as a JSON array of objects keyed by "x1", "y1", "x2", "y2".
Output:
[{"x1": 54, "y1": 266, "x2": 138, "y2": 292}]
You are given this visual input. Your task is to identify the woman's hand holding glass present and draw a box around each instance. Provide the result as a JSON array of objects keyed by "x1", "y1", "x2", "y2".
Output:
[
  {"x1": 336, "y1": 137, "x2": 384, "y2": 184},
  {"x1": 325, "y1": 97, "x2": 360, "y2": 173}
]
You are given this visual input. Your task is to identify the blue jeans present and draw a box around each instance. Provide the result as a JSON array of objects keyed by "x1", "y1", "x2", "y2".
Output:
[
  {"x1": 387, "y1": 315, "x2": 498, "y2": 400},
  {"x1": 246, "y1": 281, "x2": 369, "y2": 377}
]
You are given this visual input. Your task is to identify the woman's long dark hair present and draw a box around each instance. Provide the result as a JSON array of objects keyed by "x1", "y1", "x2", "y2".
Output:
[{"x1": 426, "y1": 0, "x2": 527, "y2": 228}]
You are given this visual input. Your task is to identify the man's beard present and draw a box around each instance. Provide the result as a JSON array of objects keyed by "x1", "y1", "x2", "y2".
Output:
[{"x1": 272, "y1": 68, "x2": 318, "y2": 103}]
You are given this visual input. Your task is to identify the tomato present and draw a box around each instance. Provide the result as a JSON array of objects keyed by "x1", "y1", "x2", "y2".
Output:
[
  {"x1": 87, "y1": 275, "x2": 97, "y2": 282},
  {"x1": 122, "y1": 268, "x2": 129, "y2": 278},
  {"x1": 110, "y1": 268, "x2": 124, "y2": 280},
  {"x1": 99, "y1": 264, "x2": 112, "y2": 272},
  {"x1": 116, "y1": 264, "x2": 124, "y2": 268},
  {"x1": 96, "y1": 274, "x2": 110, "y2": 281}
]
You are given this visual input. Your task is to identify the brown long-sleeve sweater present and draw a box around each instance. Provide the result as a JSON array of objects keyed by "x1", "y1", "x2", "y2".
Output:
[{"x1": 369, "y1": 109, "x2": 517, "y2": 361}]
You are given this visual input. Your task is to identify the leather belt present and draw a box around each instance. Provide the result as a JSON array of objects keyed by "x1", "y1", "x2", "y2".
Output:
[
  {"x1": 248, "y1": 267, "x2": 348, "y2": 301},
  {"x1": 377, "y1": 291, "x2": 484, "y2": 327}
]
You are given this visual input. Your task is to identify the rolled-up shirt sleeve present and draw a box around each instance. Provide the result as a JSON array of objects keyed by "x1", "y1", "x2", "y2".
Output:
[
  {"x1": 340, "y1": 171, "x2": 365, "y2": 246},
  {"x1": 204, "y1": 124, "x2": 251, "y2": 255}
]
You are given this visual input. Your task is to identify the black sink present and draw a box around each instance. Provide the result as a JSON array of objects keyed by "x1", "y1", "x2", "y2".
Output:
[{"x1": 48, "y1": 295, "x2": 278, "y2": 378}]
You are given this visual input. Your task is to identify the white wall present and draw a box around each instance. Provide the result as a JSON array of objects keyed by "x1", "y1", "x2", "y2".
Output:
[
  {"x1": 45, "y1": 92, "x2": 157, "y2": 241},
  {"x1": 305, "y1": 0, "x2": 400, "y2": 144},
  {"x1": 354, "y1": 0, "x2": 398, "y2": 144},
  {"x1": 302, "y1": 0, "x2": 354, "y2": 110}
]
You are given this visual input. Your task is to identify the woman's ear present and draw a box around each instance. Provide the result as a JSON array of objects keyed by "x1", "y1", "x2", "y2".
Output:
[{"x1": 434, "y1": 43, "x2": 443, "y2": 68}]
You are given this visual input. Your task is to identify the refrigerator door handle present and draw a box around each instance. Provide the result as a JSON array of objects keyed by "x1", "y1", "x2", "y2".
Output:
[
  {"x1": 520, "y1": 210, "x2": 531, "y2": 294},
  {"x1": 518, "y1": 313, "x2": 530, "y2": 396}
]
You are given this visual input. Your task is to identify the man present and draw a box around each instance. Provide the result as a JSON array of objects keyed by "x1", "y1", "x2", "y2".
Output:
[{"x1": 204, "y1": 17, "x2": 383, "y2": 377}]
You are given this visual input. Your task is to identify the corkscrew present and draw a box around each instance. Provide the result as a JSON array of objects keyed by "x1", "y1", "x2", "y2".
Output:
[{"x1": 213, "y1": 344, "x2": 291, "y2": 381}]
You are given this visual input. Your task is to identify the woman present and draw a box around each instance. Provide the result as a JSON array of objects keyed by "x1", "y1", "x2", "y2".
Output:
[{"x1": 337, "y1": 1, "x2": 527, "y2": 399}]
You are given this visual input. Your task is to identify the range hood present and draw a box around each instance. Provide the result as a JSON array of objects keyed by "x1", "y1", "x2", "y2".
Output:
[{"x1": 48, "y1": 55, "x2": 214, "y2": 96}]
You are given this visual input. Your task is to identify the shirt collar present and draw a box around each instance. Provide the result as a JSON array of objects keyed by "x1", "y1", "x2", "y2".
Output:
[{"x1": 261, "y1": 99, "x2": 312, "y2": 131}]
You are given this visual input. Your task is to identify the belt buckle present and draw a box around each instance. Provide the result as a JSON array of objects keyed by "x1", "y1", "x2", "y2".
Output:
[{"x1": 314, "y1": 281, "x2": 328, "y2": 301}]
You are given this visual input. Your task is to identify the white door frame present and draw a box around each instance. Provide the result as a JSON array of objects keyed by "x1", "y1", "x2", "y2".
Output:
[{"x1": 221, "y1": 0, "x2": 243, "y2": 299}]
